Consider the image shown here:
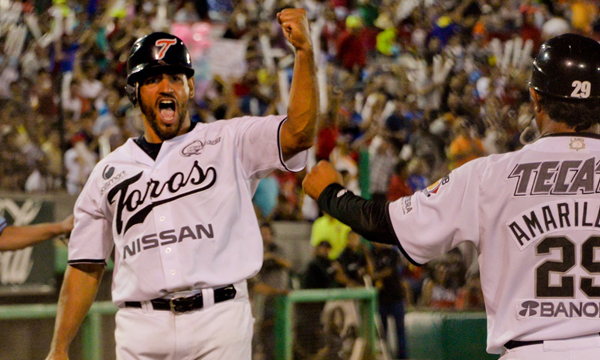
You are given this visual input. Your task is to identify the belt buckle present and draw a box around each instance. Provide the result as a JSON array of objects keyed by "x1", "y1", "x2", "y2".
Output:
[{"x1": 169, "y1": 296, "x2": 193, "y2": 314}]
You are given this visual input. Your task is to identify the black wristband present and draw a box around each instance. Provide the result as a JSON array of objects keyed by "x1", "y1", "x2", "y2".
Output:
[
  {"x1": 316, "y1": 183, "x2": 421, "y2": 266},
  {"x1": 316, "y1": 183, "x2": 347, "y2": 214}
]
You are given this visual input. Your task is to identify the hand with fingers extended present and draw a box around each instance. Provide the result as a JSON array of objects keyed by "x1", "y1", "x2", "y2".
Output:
[{"x1": 277, "y1": 8, "x2": 312, "y2": 53}]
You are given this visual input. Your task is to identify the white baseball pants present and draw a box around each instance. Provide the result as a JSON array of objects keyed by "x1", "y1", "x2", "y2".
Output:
[
  {"x1": 115, "y1": 281, "x2": 254, "y2": 360},
  {"x1": 499, "y1": 333, "x2": 600, "y2": 360}
]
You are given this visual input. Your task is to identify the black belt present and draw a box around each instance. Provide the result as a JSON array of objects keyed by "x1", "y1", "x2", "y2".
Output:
[
  {"x1": 505, "y1": 332, "x2": 600, "y2": 350},
  {"x1": 504, "y1": 339, "x2": 543, "y2": 349},
  {"x1": 124, "y1": 285, "x2": 236, "y2": 313}
]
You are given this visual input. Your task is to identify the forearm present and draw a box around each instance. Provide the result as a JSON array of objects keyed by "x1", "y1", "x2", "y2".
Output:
[
  {"x1": 316, "y1": 183, "x2": 423, "y2": 266},
  {"x1": 317, "y1": 183, "x2": 399, "y2": 245},
  {"x1": 334, "y1": 271, "x2": 358, "y2": 287},
  {"x1": 334, "y1": 263, "x2": 359, "y2": 287},
  {"x1": 282, "y1": 48, "x2": 318, "y2": 157},
  {"x1": 0, "y1": 223, "x2": 65, "y2": 251},
  {"x1": 48, "y1": 264, "x2": 105, "y2": 356}
]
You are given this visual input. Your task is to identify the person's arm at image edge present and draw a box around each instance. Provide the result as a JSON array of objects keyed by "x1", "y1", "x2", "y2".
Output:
[
  {"x1": 46, "y1": 263, "x2": 105, "y2": 360},
  {"x1": 0, "y1": 214, "x2": 74, "y2": 251}
]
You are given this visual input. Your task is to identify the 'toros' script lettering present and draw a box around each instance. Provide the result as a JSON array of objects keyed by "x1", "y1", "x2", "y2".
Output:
[{"x1": 108, "y1": 161, "x2": 217, "y2": 235}]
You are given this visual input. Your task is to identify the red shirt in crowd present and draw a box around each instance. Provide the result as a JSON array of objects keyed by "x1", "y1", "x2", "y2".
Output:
[
  {"x1": 336, "y1": 29, "x2": 367, "y2": 71},
  {"x1": 316, "y1": 126, "x2": 339, "y2": 161}
]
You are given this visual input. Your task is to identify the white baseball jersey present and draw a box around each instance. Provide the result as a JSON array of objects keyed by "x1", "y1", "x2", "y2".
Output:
[
  {"x1": 388, "y1": 133, "x2": 600, "y2": 354},
  {"x1": 68, "y1": 115, "x2": 307, "y2": 306}
]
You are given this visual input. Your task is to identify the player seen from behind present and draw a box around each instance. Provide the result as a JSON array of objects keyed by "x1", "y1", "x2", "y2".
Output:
[{"x1": 303, "y1": 33, "x2": 600, "y2": 360}]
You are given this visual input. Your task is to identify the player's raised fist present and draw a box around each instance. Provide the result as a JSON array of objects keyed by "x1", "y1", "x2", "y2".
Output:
[
  {"x1": 302, "y1": 160, "x2": 342, "y2": 200},
  {"x1": 277, "y1": 8, "x2": 312, "y2": 52}
]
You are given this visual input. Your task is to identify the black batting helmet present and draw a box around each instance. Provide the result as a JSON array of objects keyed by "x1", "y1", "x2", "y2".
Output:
[
  {"x1": 125, "y1": 32, "x2": 195, "y2": 105},
  {"x1": 530, "y1": 33, "x2": 600, "y2": 100}
]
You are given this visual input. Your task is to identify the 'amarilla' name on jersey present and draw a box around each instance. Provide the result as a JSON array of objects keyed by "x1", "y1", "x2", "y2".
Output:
[{"x1": 508, "y1": 200, "x2": 600, "y2": 250}]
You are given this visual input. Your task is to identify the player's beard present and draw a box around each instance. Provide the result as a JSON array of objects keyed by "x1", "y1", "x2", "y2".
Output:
[{"x1": 141, "y1": 98, "x2": 189, "y2": 141}]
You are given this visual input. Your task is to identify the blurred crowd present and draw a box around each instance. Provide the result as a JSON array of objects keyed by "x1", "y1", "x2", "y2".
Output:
[
  {"x1": 253, "y1": 216, "x2": 484, "y2": 359},
  {"x1": 2, "y1": 0, "x2": 600, "y2": 358},
  {"x1": 2, "y1": 0, "x2": 599, "y2": 199}
]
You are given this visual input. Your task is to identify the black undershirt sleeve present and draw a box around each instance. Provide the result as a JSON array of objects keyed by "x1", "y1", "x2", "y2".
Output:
[{"x1": 317, "y1": 183, "x2": 422, "y2": 266}]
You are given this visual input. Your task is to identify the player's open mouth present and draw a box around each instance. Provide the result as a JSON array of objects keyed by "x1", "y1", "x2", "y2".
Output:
[{"x1": 158, "y1": 99, "x2": 177, "y2": 124}]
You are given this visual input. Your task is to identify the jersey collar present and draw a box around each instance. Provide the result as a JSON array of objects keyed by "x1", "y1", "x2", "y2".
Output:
[
  {"x1": 540, "y1": 131, "x2": 600, "y2": 140},
  {"x1": 130, "y1": 121, "x2": 201, "y2": 164}
]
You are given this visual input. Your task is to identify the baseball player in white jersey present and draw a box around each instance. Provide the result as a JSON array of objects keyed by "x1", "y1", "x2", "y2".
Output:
[
  {"x1": 303, "y1": 33, "x2": 600, "y2": 360},
  {"x1": 45, "y1": 8, "x2": 316, "y2": 360},
  {"x1": 0, "y1": 214, "x2": 73, "y2": 251}
]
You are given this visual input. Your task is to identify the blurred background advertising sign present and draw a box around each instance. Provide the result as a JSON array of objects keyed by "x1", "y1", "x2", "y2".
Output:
[{"x1": 0, "y1": 198, "x2": 56, "y2": 296}]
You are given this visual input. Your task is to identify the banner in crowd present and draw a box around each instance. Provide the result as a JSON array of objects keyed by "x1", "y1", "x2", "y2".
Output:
[
  {"x1": 206, "y1": 39, "x2": 249, "y2": 80},
  {"x1": 171, "y1": 22, "x2": 248, "y2": 99},
  {"x1": 0, "y1": 198, "x2": 56, "y2": 296}
]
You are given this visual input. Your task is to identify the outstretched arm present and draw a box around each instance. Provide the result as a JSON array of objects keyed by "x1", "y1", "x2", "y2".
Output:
[
  {"x1": 46, "y1": 263, "x2": 105, "y2": 360},
  {"x1": 302, "y1": 161, "x2": 420, "y2": 264},
  {"x1": 0, "y1": 214, "x2": 74, "y2": 251},
  {"x1": 277, "y1": 8, "x2": 318, "y2": 160}
]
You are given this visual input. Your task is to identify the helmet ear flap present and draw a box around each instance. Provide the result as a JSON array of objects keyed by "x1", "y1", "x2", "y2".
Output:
[{"x1": 126, "y1": 82, "x2": 139, "y2": 106}]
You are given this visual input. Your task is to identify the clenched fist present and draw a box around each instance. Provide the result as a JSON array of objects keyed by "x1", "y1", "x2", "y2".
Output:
[
  {"x1": 277, "y1": 8, "x2": 312, "y2": 52},
  {"x1": 302, "y1": 160, "x2": 342, "y2": 200}
]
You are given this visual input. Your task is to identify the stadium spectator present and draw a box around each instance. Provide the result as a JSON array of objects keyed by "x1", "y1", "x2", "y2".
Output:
[
  {"x1": 337, "y1": 231, "x2": 374, "y2": 286},
  {"x1": 419, "y1": 258, "x2": 458, "y2": 309},
  {"x1": 297, "y1": 241, "x2": 355, "y2": 358},
  {"x1": 315, "y1": 113, "x2": 339, "y2": 162},
  {"x1": 310, "y1": 212, "x2": 352, "y2": 260},
  {"x1": 253, "y1": 174, "x2": 280, "y2": 221},
  {"x1": 63, "y1": 132, "x2": 97, "y2": 195},
  {"x1": 387, "y1": 160, "x2": 413, "y2": 201},
  {"x1": 447, "y1": 119, "x2": 486, "y2": 170},
  {"x1": 303, "y1": 240, "x2": 356, "y2": 289},
  {"x1": 368, "y1": 136, "x2": 398, "y2": 202},
  {"x1": 336, "y1": 15, "x2": 367, "y2": 74},
  {"x1": 251, "y1": 222, "x2": 291, "y2": 360},
  {"x1": 455, "y1": 270, "x2": 485, "y2": 311},
  {"x1": 371, "y1": 242, "x2": 408, "y2": 359}
]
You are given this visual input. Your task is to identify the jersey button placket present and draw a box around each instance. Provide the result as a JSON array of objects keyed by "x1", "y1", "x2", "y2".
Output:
[
  {"x1": 150, "y1": 174, "x2": 180, "y2": 287},
  {"x1": 155, "y1": 156, "x2": 184, "y2": 289}
]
